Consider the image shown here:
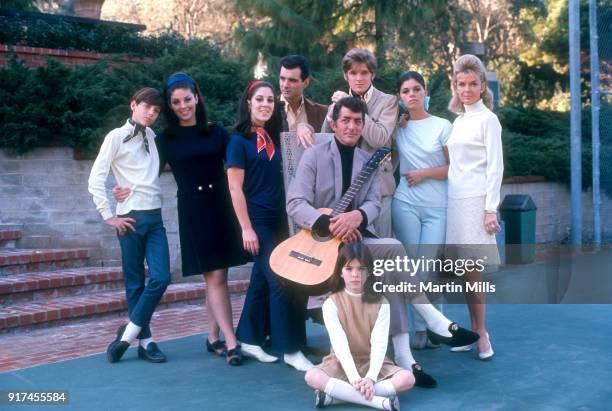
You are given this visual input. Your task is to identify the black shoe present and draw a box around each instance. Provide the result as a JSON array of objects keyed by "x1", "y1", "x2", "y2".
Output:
[
  {"x1": 206, "y1": 339, "x2": 227, "y2": 357},
  {"x1": 314, "y1": 390, "x2": 328, "y2": 408},
  {"x1": 226, "y1": 346, "x2": 243, "y2": 366},
  {"x1": 426, "y1": 323, "x2": 480, "y2": 348},
  {"x1": 107, "y1": 340, "x2": 130, "y2": 363},
  {"x1": 388, "y1": 395, "x2": 400, "y2": 411},
  {"x1": 106, "y1": 323, "x2": 129, "y2": 363},
  {"x1": 138, "y1": 342, "x2": 167, "y2": 363},
  {"x1": 412, "y1": 363, "x2": 437, "y2": 388},
  {"x1": 115, "y1": 323, "x2": 127, "y2": 341}
]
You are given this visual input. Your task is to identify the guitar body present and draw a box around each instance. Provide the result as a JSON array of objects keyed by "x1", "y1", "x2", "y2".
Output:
[
  {"x1": 271, "y1": 147, "x2": 390, "y2": 286},
  {"x1": 270, "y1": 208, "x2": 342, "y2": 286}
]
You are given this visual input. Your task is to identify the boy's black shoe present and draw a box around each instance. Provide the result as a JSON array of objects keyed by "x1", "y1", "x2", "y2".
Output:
[
  {"x1": 106, "y1": 323, "x2": 129, "y2": 363},
  {"x1": 138, "y1": 342, "x2": 167, "y2": 363}
]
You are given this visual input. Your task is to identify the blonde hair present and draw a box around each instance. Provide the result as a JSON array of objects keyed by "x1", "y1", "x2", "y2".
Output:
[{"x1": 448, "y1": 54, "x2": 494, "y2": 113}]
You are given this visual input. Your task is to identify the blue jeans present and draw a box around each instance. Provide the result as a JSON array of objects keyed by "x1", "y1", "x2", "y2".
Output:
[
  {"x1": 117, "y1": 209, "x2": 171, "y2": 338},
  {"x1": 392, "y1": 199, "x2": 446, "y2": 332}
]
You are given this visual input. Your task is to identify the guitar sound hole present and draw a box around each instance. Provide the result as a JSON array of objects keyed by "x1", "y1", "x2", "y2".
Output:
[{"x1": 311, "y1": 231, "x2": 333, "y2": 242}]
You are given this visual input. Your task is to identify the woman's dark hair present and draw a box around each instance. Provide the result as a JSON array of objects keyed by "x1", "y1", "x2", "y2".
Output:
[
  {"x1": 396, "y1": 70, "x2": 426, "y2": 93},
  {"x1": 329, "y1": 242, "x2": 382, "y2": 304},
  {"x1": 234, "y1": 80, "x2": 282, "y2": 145},
  {"x1": 163, "y1": 72, "x2": 209, "y2": 136}
]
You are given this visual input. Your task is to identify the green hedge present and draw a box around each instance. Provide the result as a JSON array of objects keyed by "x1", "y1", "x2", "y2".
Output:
[
  {"x1": 499, "y1": 106, "x2": 612, "y2": 196},
  {"x1": 0, "y1": 16, "x2": 185, "y2": 56},
  {"x1": 0, "y1": 39, "x2": 250, "y2": 155}
]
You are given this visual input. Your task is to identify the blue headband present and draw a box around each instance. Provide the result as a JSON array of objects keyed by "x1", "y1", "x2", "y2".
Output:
[{"x1": 165, "y1": 73, "x2": 196, "y2": 90}]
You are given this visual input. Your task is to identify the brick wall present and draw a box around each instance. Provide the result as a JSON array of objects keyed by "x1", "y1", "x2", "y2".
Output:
[
  {"x1": 0, "y1": 44, "x2": 152, "y2": 68},
  {"x1": 0, "y1": 148, "x2": 609, "y2": 273}
]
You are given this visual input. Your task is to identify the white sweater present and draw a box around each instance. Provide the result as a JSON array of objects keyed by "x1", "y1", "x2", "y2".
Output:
[
  {"x1": 447, "y1": 100, "x2": 504, "y2": 212},
  {"x1": 88, "y1": 120, "x2": 162, "y2": 220}
]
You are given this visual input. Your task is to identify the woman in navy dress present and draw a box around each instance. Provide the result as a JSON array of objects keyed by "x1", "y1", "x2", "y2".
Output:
[
  {"x1": 226, "y1": 80, "x2": 312, "y2": 372},
  {"x1": 157, "y1": 72, "x2": 248, "y2": 365}
]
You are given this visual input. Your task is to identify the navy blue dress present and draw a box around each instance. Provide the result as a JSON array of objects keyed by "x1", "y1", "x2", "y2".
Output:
[{"x1": 156, "y1": 124, "x2": 248, "y2": 276}]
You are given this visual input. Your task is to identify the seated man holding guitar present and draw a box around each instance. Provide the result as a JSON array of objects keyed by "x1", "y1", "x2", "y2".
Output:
[{"x1": 281, "y1": 96, "x2": 480, "y2": 387}]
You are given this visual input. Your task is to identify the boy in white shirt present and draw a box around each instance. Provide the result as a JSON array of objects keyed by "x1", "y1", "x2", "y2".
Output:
[{"x1": 88, "y1": 88, "x2": 170, "y2": 364}]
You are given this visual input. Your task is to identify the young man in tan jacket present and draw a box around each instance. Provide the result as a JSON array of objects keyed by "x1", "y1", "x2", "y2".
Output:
[{"x1": 319, "y1": 48, "x2": 398, "y2": 237}]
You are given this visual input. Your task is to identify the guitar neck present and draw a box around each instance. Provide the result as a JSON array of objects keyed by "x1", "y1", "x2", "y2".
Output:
[{"x1": 330, "y1": 162, "x2": 378, "y2": 217}]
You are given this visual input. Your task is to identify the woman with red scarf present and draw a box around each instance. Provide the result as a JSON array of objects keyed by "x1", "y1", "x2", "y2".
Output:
[{"x1": 227, "y1": 80, "x2": 312, "y2": 372}]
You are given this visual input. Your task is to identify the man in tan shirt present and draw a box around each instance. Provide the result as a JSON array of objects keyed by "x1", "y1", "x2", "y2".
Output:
[
  {"x1": 320, "y1": 48, "x2": 398, "y2": 238},
  {"x1": 279, "y1": 55, "x2": 328, "y2": 145}
]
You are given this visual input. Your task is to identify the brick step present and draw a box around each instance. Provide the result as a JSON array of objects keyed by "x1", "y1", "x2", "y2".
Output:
[
  {"x1": 0, "y1": 229, "x2": 21, "y2": 248},
  {"x1": 0, "y1": 266, "x2": 124, "y2": 307},
  {"x1": 0, "y1": 248, "x2": 89, "y2": 275},
  {"x1": 0, "y1": 280, "x2": 250, "y2": 332}
]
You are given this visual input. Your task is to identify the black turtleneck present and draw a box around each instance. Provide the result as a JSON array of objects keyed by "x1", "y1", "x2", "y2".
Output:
[
  {"x1": 311, "y1": 138, "x2": 369, "y2": 237},
  {"x1": 335, "y1": 137, "x2": 355, "y2": 198}
]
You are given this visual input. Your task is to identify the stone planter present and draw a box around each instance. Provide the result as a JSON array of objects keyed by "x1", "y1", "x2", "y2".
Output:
[{"x1": 73, "y1": 0, "x2": 106, "y2": 19}]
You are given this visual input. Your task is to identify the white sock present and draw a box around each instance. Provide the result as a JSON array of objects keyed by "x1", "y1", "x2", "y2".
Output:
[
  {"x1": 324, "y1": 378, "x2": 389, "y2": 410},
  {"x1": 411, "y1": 303, "x2": 452, "y2": 337},
  {"x1": 284, "y1": 351, "x2": 314, "y2": 372},
  {"x1": 121, "y1": 321, "x2": 142, "y2": 343},
  {"x1": 241, "y1": 343, "x2": 279, "y2": 362},
  {"x1": 392, "y1": 333, "x2": 416, "y2": 369},
  {"x1": 374, "y1": 379, "x2": 396, "y2": 397},
  {"x1": 140, "y1": 337, "x2": 154, "y2": 349}
]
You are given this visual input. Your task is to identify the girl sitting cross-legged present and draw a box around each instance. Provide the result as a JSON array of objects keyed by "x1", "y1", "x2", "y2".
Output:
[{"x1": 305, "y1": 242, "x2": 414, "y2": 410}]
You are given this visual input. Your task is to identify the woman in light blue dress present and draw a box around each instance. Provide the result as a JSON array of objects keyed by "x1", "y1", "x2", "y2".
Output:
[{"x1": 391, "y1": 71, "x2": 452, "y2": 349}]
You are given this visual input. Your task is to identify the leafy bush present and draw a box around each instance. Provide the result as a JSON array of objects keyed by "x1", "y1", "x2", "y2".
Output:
[
  {"x1": 0, "y1": 39, "x2": 251, "y2": 154},
  {"x1": 498, "y1": 106, "x2": 612, "y2": 196},
  {"x1": 0, "y1": 15, "x2": 185, "y2": 56}
]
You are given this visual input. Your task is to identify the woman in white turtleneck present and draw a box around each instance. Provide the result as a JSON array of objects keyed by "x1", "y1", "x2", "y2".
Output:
[{"x1": 445, "y1": 54, "x2": 503, "y2": 361}]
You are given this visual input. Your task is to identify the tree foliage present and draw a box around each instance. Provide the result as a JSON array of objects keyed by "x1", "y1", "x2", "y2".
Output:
[
  {"x1": 101, "y1": 0, "x2": 239, "y2": 52},
  {"x1": 232, "y1": 0, "x2": 609, "y2": 111}
]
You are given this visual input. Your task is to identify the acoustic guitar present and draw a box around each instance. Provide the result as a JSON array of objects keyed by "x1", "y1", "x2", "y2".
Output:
[{"x1": 270, "y1": 147, "x2": 391, "y2": 285}]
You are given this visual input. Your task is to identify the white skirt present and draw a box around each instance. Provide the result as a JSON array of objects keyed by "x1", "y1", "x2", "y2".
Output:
[{"x1": 445, "y1": 196, "x2": 500, "y2": 265}]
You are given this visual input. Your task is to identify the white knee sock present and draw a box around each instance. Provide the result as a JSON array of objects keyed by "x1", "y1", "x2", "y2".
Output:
[
  {"x1": 411, "y1": 303, "x2": 452, "y2": 337},
  {"x1": 374, "y1": 379, "x2": 396, "y2": 397},
  {"x1": 121, "y1": 321, "x2": 142, "y2": 343},
  {"x1": 324, "y1": 378, "x2": 390, "y2": 410},
  {"x1": 392, "y1": 333, "x2": 416, "y2": 369},
  {"x1": 140, "y1": 337, "x2": 154, "y2": 349}
]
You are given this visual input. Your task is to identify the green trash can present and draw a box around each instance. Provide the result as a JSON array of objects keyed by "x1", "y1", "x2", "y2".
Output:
[{"x1": 499, "y1": 194, "x2": 537, "y2": 264}]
